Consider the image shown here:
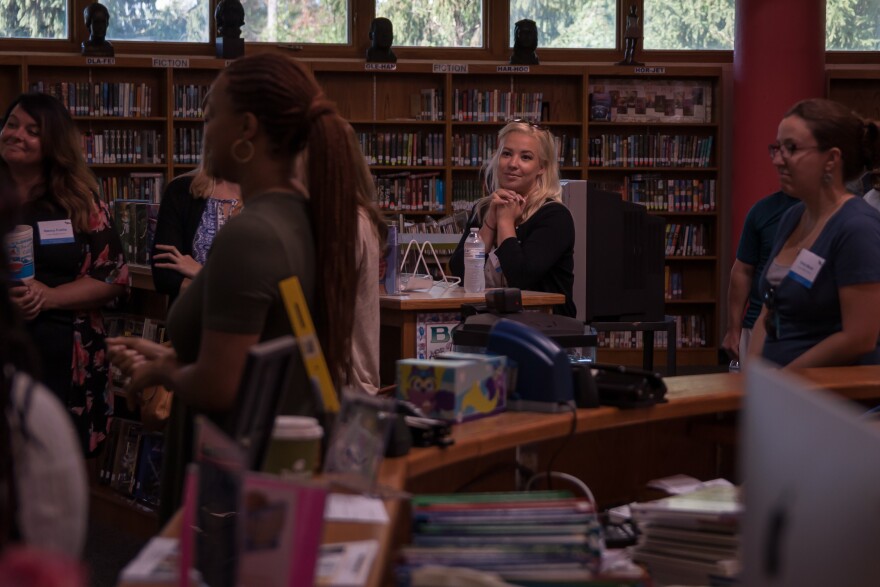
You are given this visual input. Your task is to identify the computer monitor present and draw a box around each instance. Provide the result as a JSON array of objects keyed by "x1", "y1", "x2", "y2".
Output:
[
  {"x1": 741, "y1": 360, "x2": 880, "y2": 586},
  {"x1": 561, "y1": 180, "x2": 665, "y2": 323},
  {"x1": 232, "y1": 335, "x2": 298, "y2": 471}
]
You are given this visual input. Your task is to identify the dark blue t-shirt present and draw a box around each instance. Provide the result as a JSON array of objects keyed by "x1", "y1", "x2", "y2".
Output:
[
  {"x1": 759, "y1": 197, "x2": 880, "y2": 366},
  {"x1": 736, "y1": 191, "x2": 798, "y2": 328}
]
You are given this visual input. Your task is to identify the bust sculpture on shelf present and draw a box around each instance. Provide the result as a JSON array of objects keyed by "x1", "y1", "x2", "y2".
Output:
[
  {"x1": 366, "y1": 17, "x2": 397, "y2": 63},
  {"x1": 618, "y1": 4, "x2": 644, "y2": 66},
  {"x1": 215, "y1": 0, "x2": 245, "y2": 59},
  {"x1": 81, "y1": 2, "x2": 114, "y2": 57},
  {"x1": 510, "y1": 19, "x2": 539, "y2": 65}
]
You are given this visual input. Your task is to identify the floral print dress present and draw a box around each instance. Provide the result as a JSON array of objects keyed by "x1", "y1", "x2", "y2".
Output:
[{"x1": 23, "y1": 194, "x2": 129, "y2": 457}]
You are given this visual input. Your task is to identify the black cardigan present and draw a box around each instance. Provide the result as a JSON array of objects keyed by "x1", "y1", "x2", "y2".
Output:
[
  {"x1": 450, "y1": 201, "x2": 576, "y2": 317},
  {"x1": 150, "y1": 175, "x2": 207, "y2": 304}
]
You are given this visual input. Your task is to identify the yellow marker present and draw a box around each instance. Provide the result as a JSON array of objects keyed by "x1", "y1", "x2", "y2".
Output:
[{"x1": 279, "y1": 276, "x2": 340, "y2": 414}]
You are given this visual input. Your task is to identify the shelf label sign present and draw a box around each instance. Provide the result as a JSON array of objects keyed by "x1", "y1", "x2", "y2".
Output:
[
  {"x1": 85, "y1": 57, "x2": 115, "y2": 65},
  {"x1": 433, "y1": 63, "x2": 468, "y2": 73},
  {"x1": 152, "y1": 57, "x2": 190, "y2": 68},
  {"x1": 633, "y1": 66, "x2": 666, "y2": 74},
  {"x1": 365, "y1": 63, "x2": 397, "y2": 71},
  {"x1": 497, "y1": 65, "x2": 530, "y2": 73}
]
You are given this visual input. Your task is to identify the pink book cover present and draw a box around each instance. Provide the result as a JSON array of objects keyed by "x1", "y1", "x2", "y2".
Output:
[{"x1": 239, "y1": 472, "x2": 328, "y2": 587}]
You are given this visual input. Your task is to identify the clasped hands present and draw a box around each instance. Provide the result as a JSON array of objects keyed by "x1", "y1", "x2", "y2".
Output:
[
  {"x1": 483, "y1": 189, "x2": 525, "y2": 231},
  {"x1": 107, "y1": 337, "x2": 177, "y2": 410}
]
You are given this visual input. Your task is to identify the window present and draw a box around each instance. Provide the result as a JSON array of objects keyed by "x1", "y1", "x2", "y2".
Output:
[
  {"x1": 375, "y1": 0, "x2": 482, "y2": 48},
  {"x1": 827, "y1": 0, "x2": 880, "y2": 51},
  {"x1": 643, "y1": 0, "x2": 734, "y2": 51},
  {"x1": 241, "y1": 0, "x2": 348, "y2": 43},
  {"x1": 0, "y1": 0, "x2": 67, "y2": 39},
  {"x1": 103, "y1": 0, "x2": 210, "y2": 42},
  {"x1": 509, "y1": 0, "x2": 615, "y2": 49}
]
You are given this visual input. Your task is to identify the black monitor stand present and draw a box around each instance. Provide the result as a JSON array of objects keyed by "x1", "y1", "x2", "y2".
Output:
[{"x1": 589, "y1": 316, "x2": 677, "y2": 375}]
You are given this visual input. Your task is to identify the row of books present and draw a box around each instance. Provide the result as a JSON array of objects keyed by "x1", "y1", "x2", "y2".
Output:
[
  {"x1": 98, "y1": 419, "x2": 163, "y2": 510},
  {"x1": 81, "y1": 129, "x2": 164, "y2": 165},
  {"x1": 372, "y1": 172, "x2": 445, "y2": 212},
  {"x1": 450, "y1": 132, "x2": 582, "y2": 167},
  {"x1": 396, "y1": 491, "x2": 641, "y2": 586},
  {"x1": 624, "y1": 176, "x2": 718, "y2": 212},
  {"x1": 172, "y1": 83, "x2": 209, "y2": 118},
  {"x1": 596, "y1": 314, "x2": 709, "y2": 349},
  {"x1": 451, "y1": 89, "x2": 544, "y2": 122},
  {"x1": 356, "y1": 131, "x2": 444, "y2": 167},
  {"x1": 665, "y1": 223, "x2": 710, "y2": 256},
  {"x1": 589, "y1": 134, "x2": 715, "y2": 168},
  {"x1": 172, "y1": 126, "x2": 203, "y2": 164},
  {"x1": 451, "y1": 178, "x2": 484, "y2": 211},
  {"x1": 112, "y1": 200, "x2": 160, "y2": 267},
  {"x1": 100, "y1": 313, "x2": 170, "y2": 512},
  {"x1": 32, "y1": 80, "x2": 155, "y2": 117},
  {"x1": 411, "y1": 88, "x2": 445, "y2": 121},
  {"x1": 631, "y1": 485, "x2": 741, "y2": 585},
  {"x1": 589, "y1": 79, "x2": 713, "y2": 123},
  {"x1": 665, "y1": 268, "x2": 686, "y2": 300},
  {"x1": 396, "y1": 213, "x2": 465, "y2": 235},
  {"x1": 98, "y1": 172, "x2": 164, "y2": 204}
]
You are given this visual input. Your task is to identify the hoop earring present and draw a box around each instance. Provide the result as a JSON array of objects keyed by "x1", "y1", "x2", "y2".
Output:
[
  {"x1": 231, "y1": 139, "x2": 254, "y2": 164},
  {"x1": 822, "y1": 172, "x2": 833, "y2": 185}
]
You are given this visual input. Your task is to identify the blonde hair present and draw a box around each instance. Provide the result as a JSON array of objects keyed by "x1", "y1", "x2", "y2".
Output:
[
  {"x1": 476, "y1": 121, "x2": 562, "y2": 224},
  {"x1": 187, "y1": 136, "x2": 214, "y2": 199}
]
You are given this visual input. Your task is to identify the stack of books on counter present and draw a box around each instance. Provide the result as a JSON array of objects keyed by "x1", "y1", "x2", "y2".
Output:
[
  {"x1": 631, "y1": 483, "x2": 742, "y2": 586},
  {"x1": 396, "y1": 490, "x2": 649, "y2": 587}
]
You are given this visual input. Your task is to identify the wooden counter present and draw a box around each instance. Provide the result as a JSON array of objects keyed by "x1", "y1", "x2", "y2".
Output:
[
  {"x1": 118, "y1": 366, "x2": 880, "y2": 587},
  {"x1": 379, "y1": 287, "x2": 565, "y2": 382}
]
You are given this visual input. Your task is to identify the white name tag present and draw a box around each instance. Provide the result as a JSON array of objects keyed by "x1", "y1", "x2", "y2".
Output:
[
  {"x1": 788, "y1": 248, "x2": 825, "y2": 288},
  {"x1": 37, "y1": 220, "x2": 75, "y2": 244}
]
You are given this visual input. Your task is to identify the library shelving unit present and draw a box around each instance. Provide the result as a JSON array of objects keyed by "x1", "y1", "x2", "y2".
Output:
[
  {"x1": 585, "y1": 66, "x2": 723, "y2": 367},
  {"x1": 4, "y1": 55, "x2": 726, "y2": 369},
  {"x1": 826, "y1": 66, "x2": 880, "y2": 121}
]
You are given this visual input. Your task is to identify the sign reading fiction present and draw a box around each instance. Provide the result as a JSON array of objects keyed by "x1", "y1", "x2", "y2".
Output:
[
  {"x1": 364, "y1": 63, "x2": 397, "y2": 71},
  {"x1": 85, "y1": 57, "x2": 115, "y2": 65},
  {"x1": 497, "y1": 65, "x2": 530, "y2": 73},
  {"x1": 633, "y1": 66, "x2": 666, "y2": 74},
  {"x1": 433, "y1": 63, "x2": 468, "y2": 74},
  {"x1": 152, "y1": 57, "x2": 190, "y2": 68}
]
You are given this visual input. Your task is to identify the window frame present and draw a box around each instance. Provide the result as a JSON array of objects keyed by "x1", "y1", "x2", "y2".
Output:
[{"x1": 24, "y1": 0, "x2": 880, "y2": 66}]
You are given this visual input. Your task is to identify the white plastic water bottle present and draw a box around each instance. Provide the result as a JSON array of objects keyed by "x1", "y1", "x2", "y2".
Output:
[{"x1": 463, "y1": 227, "x2": 486, "y2": 293}]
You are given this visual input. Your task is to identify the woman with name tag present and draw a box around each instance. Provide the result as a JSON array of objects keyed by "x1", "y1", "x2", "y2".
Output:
[
  {"x1": 1, "y1": 92, "x2": 128, "y2": 455},
  {"x1": 750, "y1": 98, "x2": 880, "y2": 367},
  {"x1": 449, "y1": 120, "x2": 576, "y2": 317}
]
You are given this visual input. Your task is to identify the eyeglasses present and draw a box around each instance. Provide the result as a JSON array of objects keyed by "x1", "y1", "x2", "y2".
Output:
[
  {"x1": 508, "y1": 118, "x2": 548, "y2": 131},
  {"x1": 763, "y1": 287, "x2": 779, "y2": 339},
  {"x1": 768, "y1": 142, "x2": 822, "y2": 160}
]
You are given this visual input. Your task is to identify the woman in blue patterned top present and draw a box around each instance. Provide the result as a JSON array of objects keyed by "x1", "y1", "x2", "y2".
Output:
[{"x1": 151, "y1": 159, "x2": 241, "y2": 305}]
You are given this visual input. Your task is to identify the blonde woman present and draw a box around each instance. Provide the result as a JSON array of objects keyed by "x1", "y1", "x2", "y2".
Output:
[
  {"x1": 450, "y1": 120, "x2": 576, "y2": 316},
  {"x1": 151, "y1": 160, "x2": 241, "y2": 303}
]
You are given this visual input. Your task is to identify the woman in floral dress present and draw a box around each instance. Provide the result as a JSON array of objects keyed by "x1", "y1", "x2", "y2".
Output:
[{"x1": 1, "y1": 92, "x2": 128, "y2": 455}]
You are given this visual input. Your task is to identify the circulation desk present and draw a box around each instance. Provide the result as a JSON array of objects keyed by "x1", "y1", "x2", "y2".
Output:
[
  {"x1": 379, "y1": 287, "x2": 565, "y2": 383},
  {"x1": 118, "y1": 366, "x2": 880, "y2": 587}
]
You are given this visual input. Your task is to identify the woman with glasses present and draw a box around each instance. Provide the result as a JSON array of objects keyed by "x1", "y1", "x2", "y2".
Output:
[
  {"x1": 750, "y1": 99, "x2": 880, "y2": 367},
  {"x1": 449, "y1": 120, "x2": 576, "y2": 317}
]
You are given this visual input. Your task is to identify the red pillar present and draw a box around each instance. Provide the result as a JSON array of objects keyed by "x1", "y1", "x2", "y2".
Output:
[{"x1": 731, "y1": 0, "x2": 826, "y2": 255}]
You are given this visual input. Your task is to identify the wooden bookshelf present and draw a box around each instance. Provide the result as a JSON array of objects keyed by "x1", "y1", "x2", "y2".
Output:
[
  {"x1": 585, "y1": 66, "x2": 723, "y2": 367},
  {"x1": 4, "y1": 56, "x2": 725, "y2": 369}
]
